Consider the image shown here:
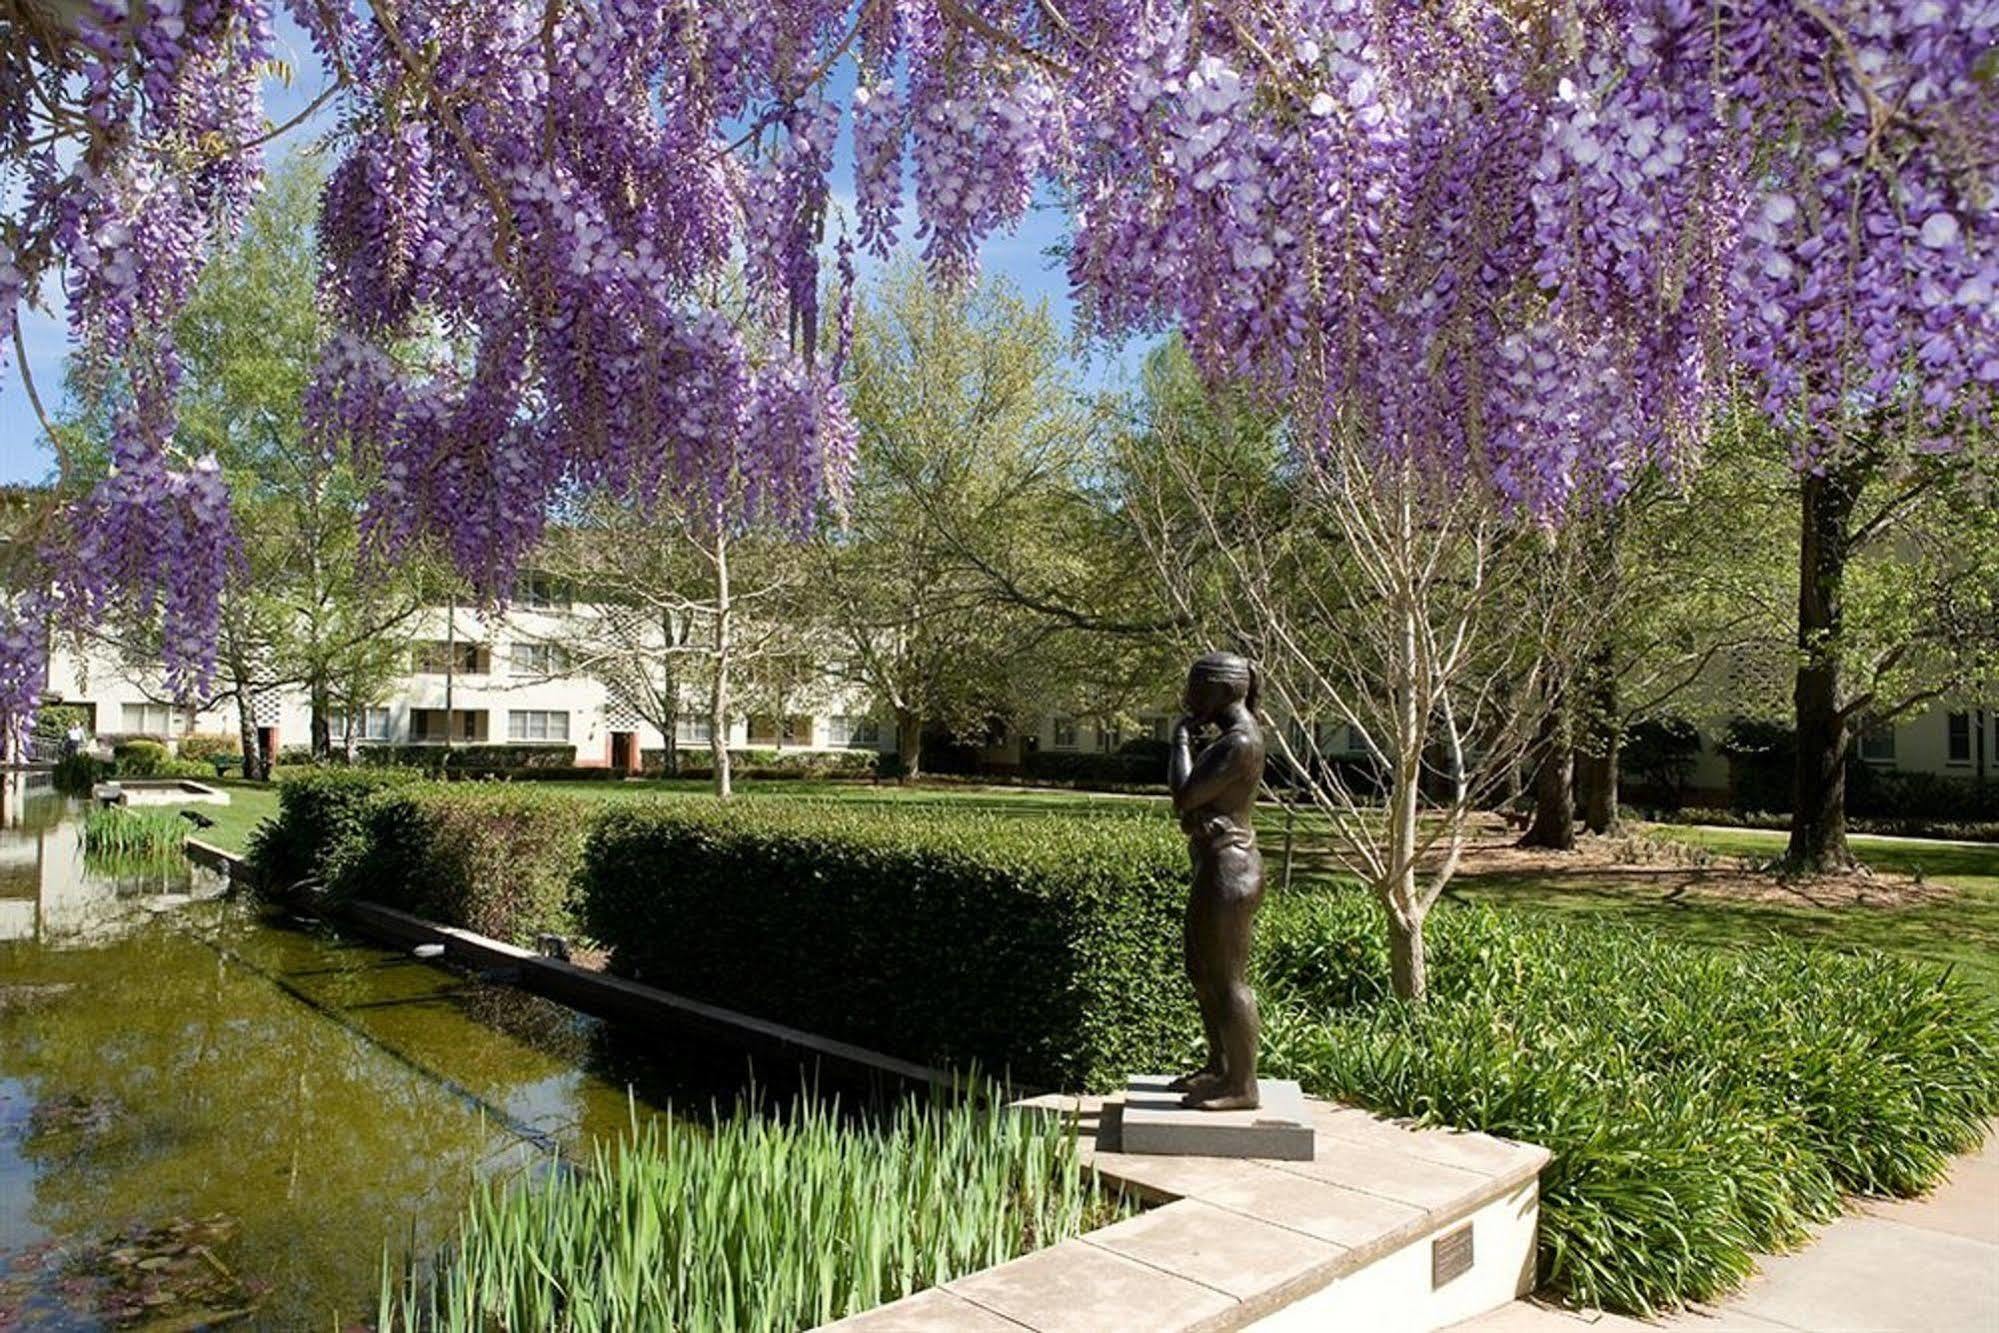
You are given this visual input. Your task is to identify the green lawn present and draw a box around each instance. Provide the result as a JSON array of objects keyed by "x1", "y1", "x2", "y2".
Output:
[
  {"x1": 1450, "y1": 825, "x2": 1999, "y2": 996},
  {"x1": 171, "y1": 779, "x2": 280, "y2": 855},
  {"x1": 193, "y1": 774, "x2": 1999, "y2": 993}
]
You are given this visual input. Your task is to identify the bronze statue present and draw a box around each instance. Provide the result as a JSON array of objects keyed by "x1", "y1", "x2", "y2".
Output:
[{"x1": 1166, "y1": 651, "x2": 1267, "y2": 1111}]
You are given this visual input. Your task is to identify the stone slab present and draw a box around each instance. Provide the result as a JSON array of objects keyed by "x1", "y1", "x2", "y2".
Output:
[
  {"x1": 945, "y1": 1237, "x2": 1239, "y2": 1333},
  {"x1": 820, "y1": 1287, "x2": 1028, "y2": 1331},
  {"x1": 1085, "y1": 1198, "x2": 1345, "y2": 1302},
  {"x1": 1122, "y1": 1075, "x2": 1316, "y2": 1161}
]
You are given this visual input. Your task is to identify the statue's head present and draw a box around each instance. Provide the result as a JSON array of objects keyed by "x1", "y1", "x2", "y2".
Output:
[{"x1": 1184, "y1": 651, "x2": 1259, "y2": 723}]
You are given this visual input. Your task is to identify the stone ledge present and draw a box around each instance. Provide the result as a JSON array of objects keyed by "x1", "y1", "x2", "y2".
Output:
[{"x1": 828, "y1": 1089, "x2": 1549, "y2": 1332}]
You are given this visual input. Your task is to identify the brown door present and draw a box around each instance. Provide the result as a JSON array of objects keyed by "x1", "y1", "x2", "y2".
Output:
[{"x1": 610, "y1": 731, "x2": 636, "y2": 773}]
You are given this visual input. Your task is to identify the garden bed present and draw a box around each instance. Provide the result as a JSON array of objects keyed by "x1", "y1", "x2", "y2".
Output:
[{"x1": 244, "y1": 774, "x2": 1999, "y2": 1317}]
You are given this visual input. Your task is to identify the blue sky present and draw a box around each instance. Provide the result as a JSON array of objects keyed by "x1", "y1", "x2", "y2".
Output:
[{"x1": 0, "y1": 25, "x2": 1139, "y2": 484}]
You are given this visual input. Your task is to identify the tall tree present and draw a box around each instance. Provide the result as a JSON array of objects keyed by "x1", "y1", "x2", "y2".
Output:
[{"x1": 820, "y1": 267, "x2": 1106, "y2": 778}]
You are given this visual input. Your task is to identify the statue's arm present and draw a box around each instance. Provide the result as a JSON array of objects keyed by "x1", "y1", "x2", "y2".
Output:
[{"x1": 1170, "y1": 732, "x2": 1252, "y2": 814}]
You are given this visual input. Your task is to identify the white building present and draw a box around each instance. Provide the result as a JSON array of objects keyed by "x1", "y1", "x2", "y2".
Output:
[{"x1": 42, "y1": 591, "x2": 896, "y2": 771}]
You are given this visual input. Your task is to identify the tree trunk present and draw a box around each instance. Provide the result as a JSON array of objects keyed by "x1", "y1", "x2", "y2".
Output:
[
  {"x1": 1580, "y1": 735, "x2": 1620, "y2": 835},
  {"x1": 1786, "y1": 466, "x2": 1861, "y2": 872},
  {"x1": 309, "y1": 687, "x2": 332, "y2": 760},
  {"x1": 236, "y1": 692, "x2": 266, "y2": 783},
  {"x1": 896, "y1": 709, "x2": 923, "y2": 781},
  {"x1": 1383, "y1": 581, "x2": 1428, "y2": 1002},
  {"x1": 1388, "y1": 912, "x2": 1426, "y2": 1003},
  {"x1": 1579, "y1": 647, "x2": 1620, "y2": 835},
  {"x1": 709, "y1": 524, "x2": 733, "y2": 801},
  {"x1": 1519, "y1": 691, "x2": 1576, "y2": 850}
]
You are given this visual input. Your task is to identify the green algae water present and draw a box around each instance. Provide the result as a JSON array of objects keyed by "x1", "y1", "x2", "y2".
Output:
[{"x1": 0, "y1": 782, "x2": 762, "y2": 1329}]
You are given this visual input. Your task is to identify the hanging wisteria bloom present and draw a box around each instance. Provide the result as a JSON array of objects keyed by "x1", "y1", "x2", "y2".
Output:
[{"x1": 0, "y1": 0, "x2": 1992, "y2": 717}]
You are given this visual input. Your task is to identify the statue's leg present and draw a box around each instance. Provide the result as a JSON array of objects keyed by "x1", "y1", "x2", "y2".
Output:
[
  {"x1": 1183, "y1": 851, "x2": 1263, "y2": 1111},
  {"x1": 1169, "y1": 879, "x2": 1224, "y2": 1092}
]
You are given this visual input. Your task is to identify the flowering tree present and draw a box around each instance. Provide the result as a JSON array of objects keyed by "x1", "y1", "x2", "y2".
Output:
[{"x1": 2, "y1": 3, "x2": 1990, "y2": 844}]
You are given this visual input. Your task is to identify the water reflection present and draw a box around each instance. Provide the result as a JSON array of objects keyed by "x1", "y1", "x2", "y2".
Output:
[
  {"x1": 0, "y1": 797, "x2": 779, "y2": 1329},
  {"x1": 0, "y1": 775, "x2": 226, "y2": 947}
]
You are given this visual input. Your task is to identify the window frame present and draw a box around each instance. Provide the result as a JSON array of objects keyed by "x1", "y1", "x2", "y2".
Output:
[{"x1": 506, "y1": 709, "x2": 570, "y2": 743}]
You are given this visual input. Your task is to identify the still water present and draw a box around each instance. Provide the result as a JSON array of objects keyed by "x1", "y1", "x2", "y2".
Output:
[{"x1": 0, "y1": 783, "x2": 764, "y2": 1329}]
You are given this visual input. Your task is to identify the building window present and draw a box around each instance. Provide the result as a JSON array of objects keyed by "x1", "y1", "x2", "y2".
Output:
[
  {"x1": 411, "y1": 709, "x2": 487, "y2": 743},
  {"x1": 513, "y1": 572, "x2": 572, "y2": 611},
  {"x1": 1140, "y1": 715, "x2": 1168, "y2": 743},
  {"x1": 826, "y1": 715, "x2": 879, "y2": 747},
  {"x1": 352, "y1": 707, "x2": 392, "y2": 742},
  {"x1": 676, "y1": 716, "x2": 714, "y2": 745},
  {"x1": 1858, "y1": 725, "x2": 1897, "y2": 764},
  {"x1": 413, "y1": 641, "x2": 487, "y2": 674},
  {"x1": 1052, "y1": 717, "x2": 1079, "y2": 750},
  {"x1": 119, "y1": 702, "x2": 183, "y2": 736},
  {"x1": 509, "y1": 643, "x2": 570, "y2": 676},
  {"x1": 1947, "y1": 711, "x2": 1972, "y2": 765},
  {"x1": 507, "y1": 710, "x2": 570, "y2": 742}
]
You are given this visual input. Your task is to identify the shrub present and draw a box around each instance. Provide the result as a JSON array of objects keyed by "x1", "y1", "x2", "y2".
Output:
[
  {"x1": 176, "y1": 733, "x2": 241, "y2": 763},
  {"x1": 1717, "y1": 718, "x2": 1794, "y2": 814},
  {"x1": 112, "y1": 738, "x2": 172, "y2": 777},
  {"x1": 1623, "y1": 716, "x2": 1703, "y2": 809},
  {"x1": 358, "y1": 743, "x2": 580, "y2": 772},
  {"x1": 645, "y1": 747, "x2": 882, "y2": 780},
  {"x1": 53, "y1": 752, "x2": 111, "y2": 794},
  {"x1": 581, "y1": 800, "x2": 1195, "y2": 1090},
  {"x1": 1666, "y1": 806, "x2": 1999, "y2": 843},
  {"x1": 444, "y1": 765, "x2": 625, "y2": 782},
  {"x1": 337, "y1": 785, "x2": 589, "y2": 945},
  {"x1": 1255, "y1": 890, "x2": 1999, "y2": 1315},
  {"x1": 248, "y1": 766, "x2": 425, "y2": 891},
  {"x1": 1020, "y1": 749, "x2": 1161, "y2": 788}
]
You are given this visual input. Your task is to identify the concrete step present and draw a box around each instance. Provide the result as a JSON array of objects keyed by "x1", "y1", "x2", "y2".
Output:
[{"x1": 826, "y1": 1089, "x2": 1550, "y2": 1333}]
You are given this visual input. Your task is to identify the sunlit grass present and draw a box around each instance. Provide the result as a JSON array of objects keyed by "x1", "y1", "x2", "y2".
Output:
[{"x1": 379, "y1": 1087, "x2": 1125, "y2": 1333}]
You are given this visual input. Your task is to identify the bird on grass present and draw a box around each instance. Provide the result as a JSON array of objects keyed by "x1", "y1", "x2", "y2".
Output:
[{"x1": 178, "y1": 809, "x2": 216, "y2": 831}]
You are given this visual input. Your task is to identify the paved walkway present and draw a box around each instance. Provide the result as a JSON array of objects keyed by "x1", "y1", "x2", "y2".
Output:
[{"x1": 1450, "y1": 1133, "x2": 1999, "y2": 1333}]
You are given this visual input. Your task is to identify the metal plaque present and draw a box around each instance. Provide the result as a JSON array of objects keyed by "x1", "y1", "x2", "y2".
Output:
[{"x1": 1431, "y1": 1223, "x2": 1474, "y2": 1289}]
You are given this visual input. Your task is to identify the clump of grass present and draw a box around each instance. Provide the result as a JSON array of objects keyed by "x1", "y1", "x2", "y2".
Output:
[
  {"x1": 380, "y1": 1087, "x2": 1123, "y2": 1332},
  {"x1": 1256, "y1": 890, "x2": 1999, "y2": 1316},
  {"x1": 82, "y1": 807, "x2": 187, "y2": 858}
]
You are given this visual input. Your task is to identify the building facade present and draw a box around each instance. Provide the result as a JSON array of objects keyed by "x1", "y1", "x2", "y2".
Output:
[{"x1": 42, "y1": 596, "x2": 897, "y2": 769}]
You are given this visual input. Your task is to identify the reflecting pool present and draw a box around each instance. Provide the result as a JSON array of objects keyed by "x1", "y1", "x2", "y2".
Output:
[{"x1": 0, "y1": 783, "x2": 765, "y2": 1329}]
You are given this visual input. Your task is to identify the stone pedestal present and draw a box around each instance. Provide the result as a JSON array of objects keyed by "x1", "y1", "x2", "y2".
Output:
[{"x1": 1120, "y1": 1074, "x2": 1315, "y2": 1161}]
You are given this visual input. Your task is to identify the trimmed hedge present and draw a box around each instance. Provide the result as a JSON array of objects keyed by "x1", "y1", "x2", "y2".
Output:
[
  {"x1": 337, "y1": 786, "x2": 588, "y2": 945},
  {"x1": 247, "y1": 766, "x2": 425, "y2": 890},
  {"x1": 581, "y1": 800, "x2": 1196, "y2": 1090},
  {"x1": 358, "y1": 743, "x2": 579, "y2": 771},
  {"x1": 1668, "y1": 806, "x2": 1999, "y2": 842},
  {"x1": 1020, "y1": 749, "x2": 1162, "y2": 788},
  {"x1": 1255, "y1": 890, "x2": 1999, "y2": 1315},
  {"x1": 642, "y1": 747, "x2": 882, "y2": 780}
]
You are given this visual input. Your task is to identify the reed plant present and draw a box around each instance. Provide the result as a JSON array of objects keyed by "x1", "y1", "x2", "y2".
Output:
[
  {"x1": 82, "y1": 807, "x2": 188, "y2": 858},
  {"x1": 379, "y1": 1088, "x2": 1123, "y2": 1332}
]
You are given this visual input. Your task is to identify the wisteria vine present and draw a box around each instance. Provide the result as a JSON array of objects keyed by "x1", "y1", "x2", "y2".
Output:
[{"x1": 0, "y1": 0, "x2": 1991, "y2": 739}]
